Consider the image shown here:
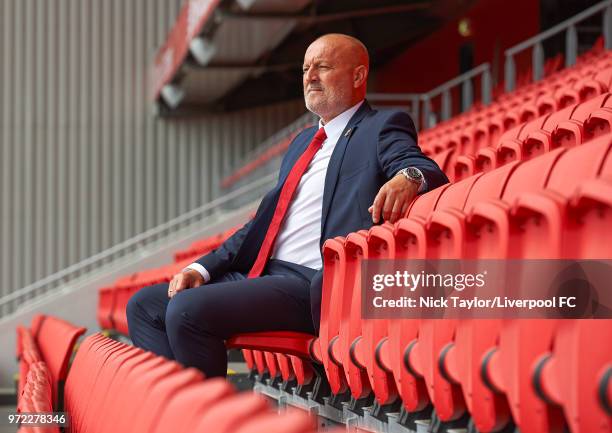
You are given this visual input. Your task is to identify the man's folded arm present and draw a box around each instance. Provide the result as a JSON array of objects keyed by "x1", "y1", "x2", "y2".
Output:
[{"x1": 376, "y1": 110, "x2": 449, "y2": 192}]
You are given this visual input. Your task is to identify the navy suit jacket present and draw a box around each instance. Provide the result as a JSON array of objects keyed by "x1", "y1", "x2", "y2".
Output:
[{"x1": 196, "y1": 101, "x2": 449, "y2": 330}]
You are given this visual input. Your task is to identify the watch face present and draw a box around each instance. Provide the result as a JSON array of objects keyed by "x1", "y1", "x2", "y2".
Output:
[{"x1": 407, "y1": 167, "x2": 423, "y2": 181}]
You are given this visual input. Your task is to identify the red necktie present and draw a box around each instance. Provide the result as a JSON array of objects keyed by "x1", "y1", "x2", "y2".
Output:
[{"x1": 248, "y1": 127, "x2": 327, "y2": 278}]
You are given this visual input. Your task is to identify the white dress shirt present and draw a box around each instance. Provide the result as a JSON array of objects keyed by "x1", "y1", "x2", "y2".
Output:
[{"x1": 187, "y1": 100, "x2": 424, "y2": 280}]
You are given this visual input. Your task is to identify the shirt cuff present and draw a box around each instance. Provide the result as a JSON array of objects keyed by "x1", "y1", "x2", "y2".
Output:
[{"x1": 184, "y1": 263, "x2": 211, "y2": 283}]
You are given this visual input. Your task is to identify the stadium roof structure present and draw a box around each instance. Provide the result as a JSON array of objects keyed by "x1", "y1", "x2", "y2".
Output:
[{"x1": 151, "y1": 0, "x2": 476, "y2": 115}]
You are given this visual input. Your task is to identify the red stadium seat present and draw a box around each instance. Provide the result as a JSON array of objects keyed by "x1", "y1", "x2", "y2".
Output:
[
  {"x1": 343, "y1": 231, "x2": 375, "y2": 403},
  {"x1": 318, "y1": 236, "x2": 349, "y2": 395},
  {"x1": 362, "y1": 223, "x2": 399, "y2": 407},
  {"x1": 152, "y1": 379, "x2": 235, "y2": 433},
  {"x1": 192, "y1": 392, "x2": 269, "y2": 433},
  {"x1": 35, "y1": 316, "x2": 86, "y2": 409},
  {"x1": 97, "y1": 287, "x2": 116, "y2": 330}
]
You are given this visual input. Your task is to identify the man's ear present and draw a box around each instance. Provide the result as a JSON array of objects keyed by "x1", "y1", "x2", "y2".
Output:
[{"x1": 353, "y1": 65, "x2": 368, "y2": 88}]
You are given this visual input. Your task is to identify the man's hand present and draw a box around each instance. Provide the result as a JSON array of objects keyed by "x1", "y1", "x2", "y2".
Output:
[
  {"x1": 168, "y1": 269, "x2": 205, "y2": 298},
  {"x1": 368, "y1": 175, "x2": 420, "y2": 224}
]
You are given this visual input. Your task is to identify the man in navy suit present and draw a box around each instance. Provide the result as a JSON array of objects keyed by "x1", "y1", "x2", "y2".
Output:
[{"x1": 127, "y1": 34, "x2": 448, "y2": 378}]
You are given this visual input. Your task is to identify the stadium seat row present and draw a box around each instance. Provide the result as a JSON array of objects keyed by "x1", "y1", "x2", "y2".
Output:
[
  {"x1": 420, "y1": 51, "x2": 612, "y2": 153},
  {"x1": 94, "y1": 45, "x2": 612, "y2": 433},
  {"x1": 227, "y1": 135, "x2": 612, "y2": 433},
  {"x1": 16, "y1": 315, "x2": 86, "y2": 411},
  {"x1": 17, "y1": 361, "x2": 58, "y2": 433},
  {"x1": 63, "y1": 334, "x2": 328, "y2": 433}
]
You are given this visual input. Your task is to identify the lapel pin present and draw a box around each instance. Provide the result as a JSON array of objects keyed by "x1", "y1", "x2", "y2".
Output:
[{"x1": 344, "y1": 128, "x2": 352, "y2": 137}]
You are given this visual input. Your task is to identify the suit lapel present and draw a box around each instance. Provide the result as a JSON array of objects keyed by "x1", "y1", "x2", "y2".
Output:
[{"x1": 321, "y1": 101, "x2": 372, "y2": 233}]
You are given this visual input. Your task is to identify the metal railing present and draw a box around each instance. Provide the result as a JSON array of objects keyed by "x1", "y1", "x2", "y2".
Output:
[
  {"x1": 505, "y1": 0, "x2": 612, "y2": 91},
  {"x1": 0, "y1": 172, "x2": 277, "y2": 318},
  {"x1": 421, "y1": 62, "x2": 491, "y2": 128},
  {"x1": 367, "y1": 92, "x2": 421, "y2": 127},
  {"x1": 369, "y1": 63, "x2": 492, "y2": 130}
]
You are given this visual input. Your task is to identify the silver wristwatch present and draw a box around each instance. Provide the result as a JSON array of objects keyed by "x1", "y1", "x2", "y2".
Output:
[{"x1": 396, "y1": 167, "x2": 424, "y2": 187}]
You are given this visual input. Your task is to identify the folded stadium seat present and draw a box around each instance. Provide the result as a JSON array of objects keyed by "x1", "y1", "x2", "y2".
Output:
[
  {"x1": 400, "y1": 191, "x2": 501, "y2": 424},
  {"x1": 406, "y1": 183, "x2": 451, "y2": 219},
  {"x1": 34, "y1": 316, "x2": 86, "y2": 410},
  {"x1": 75, "y1": 346, "x2": 144, "y2": 432},
  {"x1": 111, "y1": 286, "x2": 135, "y2": 335},
  {"x1": 453, "y1": 155, "x2": 477, "y2": 182},
  {"x1": 545, "y1": 133, "x2": 611, "y2": 198},
  {"x1": 386, "y1": 218, "x2": 430, "y2": 417},
  {"x1": 98, "y1": 355, "x2": 179, "y2": 433},
  {"x1": 501, "y1": 109, "x2": 521, "y2": 132},
  {"x1": 318, "y1": 236, "x2": 349, "y2": 395},
  {"x1": 274, "y1": 353, "x2": 296, "y2": 388},
  {"x1": 573, "y1": 76, "x2": 608, "y2": 102},
  {"x1": 535, "y1": 93, "x2": 558, "y2": 116},
  {"x1": 440, "y1": 148, "x2": 596, "y2": 433},
  {"x1": 96, "y1": 287, "x2": 116, "y2": 330},
  {"x1": 92, "y1": 354, "x2": 168, "y2": 433},
  {"x1": 232, "y1": 409, "x2": 319, "y2": 433},
  {"x1": 124, "y1": 366, "x2": 205, "y2": 433},
  {"x1": 482, "y1": 321, "x2": 565, "y2": 433},
  {"x1": 82, "y1": 346, "x2": 149, "y2": 433},
  {"x1": 242, "y1": 349, "x2": 255, "y2": 372},
  {"x1": 337, "y1": 231, "x2": 373, "y2": 405},
  {"x1": 543, "y1": 134, "x2": 612, "y2": 258},
  {"x1": 474, "y1": 151, "x2": 588, "y2": 433},
  {"x1": 594, "y1": 66, "x2": 612, "y2": 91},
  {"x1": 471, "y1": 120, "x2": 494, "y2": 152},
  {"x1": 251, "y1": 350, "x2": 269, "y2": 378},
  {"x1": 432, "y1": 173, "x2": 484, "y2": 212},
  {"x1": 533, "y1": 320, "x2": 612, "y2": 433},
  {"x1": 429, "y1": 164, "x2": 522, "y2": 433},
  {"x1": 495, "y1": 113, "x2": 554, "y2": 167},
  {"x1": 553, "y1": 83, "x2": 580, "y2": 109},
  {"x1": 192, "y1": 392, "x2": 270, "y2": 433},
  {"x1": 18, "y1": 362, "x2": 59, "y2": 433},
  {"x1": 473, "y1": 122, "x2": 527, "y2": 177},
  {"x1": 152, "y1": 378, "x2": 236, "y2": 433},
  {"x1": 289, "y1": 355, "x2": 316, "y2": 394},
  {"x1": 517, "y1": 102, "x2": 539, "y2": 123},
  {"x1": 66, "y1": 336, "x2": 129, "y2": 432},
  {"x1": 518, "y1": 106, "x2": 581, "y2": 159},
  {"x1": 263, "y1": 351, "x2": 281, "y2": 382},
  {"x1": 361, "y1": 223, "x2": 400, "y2": 409},
  {"x1": 30, "y1": 314, "x2": 46, "y2": 339},
  {"x1": 431, "y1": 148, "x2": 455, "y2": 176}
]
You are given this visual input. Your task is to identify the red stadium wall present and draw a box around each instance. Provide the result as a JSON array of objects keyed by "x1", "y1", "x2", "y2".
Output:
[{"x1": 373, "y1": 0, "x2": 540, "y2": 93}]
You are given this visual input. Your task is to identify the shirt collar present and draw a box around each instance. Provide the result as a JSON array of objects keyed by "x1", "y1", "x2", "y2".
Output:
[{"x1": 318, "y1": 100, "x2": 364, "y2": 144}]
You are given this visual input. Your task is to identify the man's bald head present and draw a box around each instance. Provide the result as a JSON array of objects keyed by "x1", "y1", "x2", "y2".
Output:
[
  {"x1": 311, "y1": 34, "x2": 370, "y2": 70},
  {"x1": 302, "y1": 34, "x2": 369, "y2": 123}
]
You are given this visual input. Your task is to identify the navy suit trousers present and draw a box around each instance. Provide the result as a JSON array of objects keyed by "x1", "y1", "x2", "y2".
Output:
[{"x1": 126, "y1": 259, "x2": 317, "y2": 378}]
